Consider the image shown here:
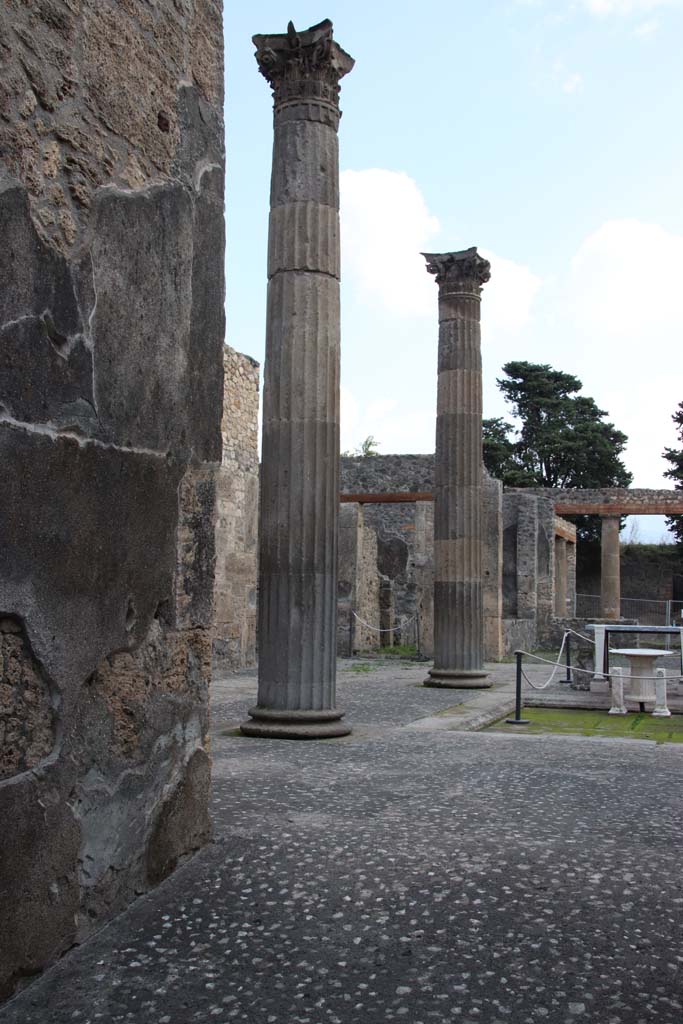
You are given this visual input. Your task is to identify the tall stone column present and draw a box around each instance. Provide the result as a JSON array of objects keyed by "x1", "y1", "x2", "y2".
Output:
[
  {"x1": 600, "y1": 515, "x2": 621, "y2": 620},
  {"x1": 423, "y1": 249, "x2": 491, "y2": 687},
  {"x1": 554, "y1": 536, "x2": 568, "y2": 616},
  {"x1": 241, "y1": 20, "x2": 354, "y2": 739}
]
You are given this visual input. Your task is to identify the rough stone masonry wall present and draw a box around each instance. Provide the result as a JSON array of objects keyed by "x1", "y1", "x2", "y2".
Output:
[
  {"x1": 337, "y1": 505, "x2": 382, "y2": 655},
  {"x1": 341, "y1": 456, "x2": 434, "y2": 649},
  {"x1": 341, "y1": 456, "x2": 503, "y2": 659},
  {"x1": 213, "y1": 346, "x2": 259, "y2": 669},
  {"x1": 0, "y1": 0, "x2": 224, "y2": 1001}
]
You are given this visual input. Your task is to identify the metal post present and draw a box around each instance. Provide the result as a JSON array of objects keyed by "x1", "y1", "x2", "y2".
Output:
[
  {"x1": 561, "y1": 632, "x2": 572, "y2": 685},
  {"x1": 348, "y1": 608, "x2": 355, "y2": 658},
  {"x1": 506, "y1": 651, "x2": 530, "y2": 724}
]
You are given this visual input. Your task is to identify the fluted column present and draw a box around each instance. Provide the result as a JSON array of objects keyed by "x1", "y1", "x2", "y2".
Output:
[
  {"x1": 600, "y1": 515, "x2": 621, "y2": 621},
  {"x1": 554, "y1": 536, "x2": 568, "y2": 616},
  {"x1": 241, "y1": 20, "x2": 354, "y2": 739},
  {"x1": 423, "y1": 249, "x2": 491, "y2": 687}
]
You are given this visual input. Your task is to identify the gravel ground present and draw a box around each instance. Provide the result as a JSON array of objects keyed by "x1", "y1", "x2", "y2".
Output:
[{"x1": 3, "y1": 659, "x2": 683, "y2": 1024}]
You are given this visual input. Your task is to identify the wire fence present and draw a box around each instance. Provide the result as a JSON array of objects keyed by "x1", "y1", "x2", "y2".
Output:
[{"x1": 575, "y1": 594, "x2": 683, "y2": 626}]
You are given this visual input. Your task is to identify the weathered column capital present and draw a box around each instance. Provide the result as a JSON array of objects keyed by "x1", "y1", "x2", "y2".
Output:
[
  {"x1": 422, "y1": 248, "x2": 491, "y2": 298},
  {"x1": 253, "y1": 19, "x2": 354, "y2": 123}
]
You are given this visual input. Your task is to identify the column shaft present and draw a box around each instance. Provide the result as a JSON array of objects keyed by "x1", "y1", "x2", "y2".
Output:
[
  {"x1": 423, "y1": 249, "x2": 491, "y2": 688},
  {"x1": 241, "y1": 20, "x2": 354, "y2": 739},
  {"x1": 600, "y1": 516, "x2": 621, "y2": 621}
]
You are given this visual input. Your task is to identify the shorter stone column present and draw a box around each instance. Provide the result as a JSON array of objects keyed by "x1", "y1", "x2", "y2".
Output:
[
  {"x1": 600, "y1": 516, "x2": 621, "y2": 620},
  {"x1": 554, "y1": 536, "x2": 568, "y2": 616},
  {"x1": 653, "y1": 669, "x2": 671, "y2": 717},
  {"x1": 608, "y1": 667, "x2": 627, "y2": 715}
]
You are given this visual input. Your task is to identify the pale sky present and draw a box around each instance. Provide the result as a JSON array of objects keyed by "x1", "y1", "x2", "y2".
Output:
[{"x1": 223, "y1": 1, "x2": 683, "y2": 542}]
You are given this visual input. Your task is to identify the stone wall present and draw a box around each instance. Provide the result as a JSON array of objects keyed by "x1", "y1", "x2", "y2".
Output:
[
  {"x1": 577, "y1": 544, "x2": 683, "y2": 602},
  {"x1": 341, "y1": 456, "x2": 432, "y2": 650},
  {"x1": 337, "y1": 505, "x2": 382, "y2": 655},
  {"x1": 483, "y1": 474, "x2": 504, "y2": 661},
  {"x1": 0, "y1": 0, "x2": 224, "y2": 1001},
  {"x1": 539, "y1": 488, "x2": 683, "y2": 516},
  {"x1": 340, "y1": 456, "x2": 597, "y2": 657},
  {"x1": 213, "y1": 346, "x2": 259, "y2": 670}
]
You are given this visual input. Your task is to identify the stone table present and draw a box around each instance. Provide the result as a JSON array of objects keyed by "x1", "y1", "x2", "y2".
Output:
[{"x1": 610, "y1": 647, "x2": 677, "y2": 711}]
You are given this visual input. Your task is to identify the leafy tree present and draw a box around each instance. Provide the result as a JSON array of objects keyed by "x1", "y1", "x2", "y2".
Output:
[
  {"x1": 482, "y1": 417, "x2": 516, "y2": 481},
  {"x1": 341, "y1": 435, "x2": 380, "y2": 458},
  {"x1": 483, "y1": 361, "x2": 632, "y2": 542},
  {"x1": 663, "y1": 401, "x2": 683, "y2": 545}
]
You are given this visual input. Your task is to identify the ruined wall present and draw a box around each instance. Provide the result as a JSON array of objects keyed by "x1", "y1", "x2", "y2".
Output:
[
  {"x1": 414, "y1": 501, "x2": 435, "y2": 658},
  {"x1": 0, "y1": 0, "x2": 224, "y2": 1001},
  {"x1": 577, "y1": 544, "x2": 683, "y2": 602},
  {"x1": 213, "y1": 346, "x2": 259, "y2": 670},
  {"x1": 341, "y1": 455, "x2": 433, "y2": 650},
  {"x1": 340, "y1": 456, "x2": 504, "y2": 658},
  {"x1": 483, "y1": 473, "x2": 504, "y2": 661},
  {"x1": 337, "y1": 505, "x2": 382, "y2": 655}
]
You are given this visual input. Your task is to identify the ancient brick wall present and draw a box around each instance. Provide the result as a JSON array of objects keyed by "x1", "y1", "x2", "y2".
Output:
[
  {"x1": 0, "y1": 0, "x2": 224, "y2": 1000},
  {"x1": 213, "y1": 346, "x2": 259, "y2": 670}
]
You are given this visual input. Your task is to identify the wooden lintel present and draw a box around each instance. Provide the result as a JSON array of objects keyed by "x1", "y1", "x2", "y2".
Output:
[
  {"x1": 555, "y1": 523, "x2": 577, "y2": 542},
  {"x1": 340, "y1": 491, "x2": 434, "y2": 504}
]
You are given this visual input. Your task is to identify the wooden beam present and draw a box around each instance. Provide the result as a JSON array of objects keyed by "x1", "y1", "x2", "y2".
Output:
[{"x1": 340, "y1": 491, "x2": 434, "y2": 504}]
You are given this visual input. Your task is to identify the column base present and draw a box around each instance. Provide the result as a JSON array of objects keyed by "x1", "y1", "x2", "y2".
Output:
[
  {"x1": 424, "y1": 668, "x2": 491, "y2": 689},
  {"x1": 239, "y1": 706, "x2": 351, "y2": 740}
]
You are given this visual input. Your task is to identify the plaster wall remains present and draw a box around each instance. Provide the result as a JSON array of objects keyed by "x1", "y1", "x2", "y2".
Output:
[
  {"x1": 341, "y1": 456, "x2": 433, "y2": 650},
  {"x1": 0, "y1": 0, "x2": 224, "y2": 1000},
  {"x1": 337, "y1": 505, "x2": 382, "y2": 655},
  {"x1": 213, "y1": 346, "x2": 259, "y2": 670},
  {"x1": 340, "y1": 456, "x2": 583, "y2": 657}
]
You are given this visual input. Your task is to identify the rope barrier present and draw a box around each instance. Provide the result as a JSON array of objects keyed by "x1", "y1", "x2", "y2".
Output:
[
  {"x1": 351, "y1": 609, "x2": 418, "y2": 634},
  {"x1": 507, "y1": 631, "x2": 683, "y2": 725},
  {"x1": 518, "y1": 644, "x2": 683, "y2": 684},
  {"x1": 566, "y1": 627, "x2": 595, "y2": 645}
]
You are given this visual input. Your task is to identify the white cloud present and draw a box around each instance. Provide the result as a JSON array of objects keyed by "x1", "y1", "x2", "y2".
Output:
[
  {"x1": 569, "y1": 219, "x2": 683, "y2": 488},
  {"x1": 571, "y1": 219, "x2": 683, "y2": 337},
  {"x1": 562, "y1": 71, "x2": 584, "y2": 92},
  {"x1": 340, "y1": 388, "x2": 435, "y2": 455},
  {"x1": 633, "y1": 17, "x2": 660, "y2": 33},
  {"x1": 341, "y1": 168, "x2": 541, "y2": 333},
  {"x1": 340, "y1": 169, "x2": 440, "y2": 317},
  {"x1": 480, "y1": 249, "x2": 542, "y2": 335},
  {"x1": 549, "y1": 59, "x2": 584, "y2": 96},
  {"x1": 581, "y1": 0, "x2": 681, "y2": 14}
]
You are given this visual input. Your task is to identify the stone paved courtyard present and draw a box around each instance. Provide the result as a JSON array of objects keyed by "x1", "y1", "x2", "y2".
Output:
[{"x1": 3, "y1": 659, "x2": 683, "y2": 1024}]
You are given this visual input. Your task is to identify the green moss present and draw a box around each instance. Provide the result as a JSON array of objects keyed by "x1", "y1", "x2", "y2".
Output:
[
  {"x1": 350, "y1": 663, "x2": 377, "y2": 674},
  {"x1": 486, "y1": 707, "x2": 683, "y2": 743}
]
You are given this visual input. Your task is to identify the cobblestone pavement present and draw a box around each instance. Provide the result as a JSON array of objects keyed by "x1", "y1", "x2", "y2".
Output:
[{"x1": 3, "y1": 659, "x2": 683, "y2": 1024}]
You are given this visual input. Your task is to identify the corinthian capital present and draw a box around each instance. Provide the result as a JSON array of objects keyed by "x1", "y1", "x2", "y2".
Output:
[
  {"x1": 253, "y1": 19, "x2": 355, "y2": 111},
  {"x1": 422, "y1": 248, "x2": 491, "y2": 294}
]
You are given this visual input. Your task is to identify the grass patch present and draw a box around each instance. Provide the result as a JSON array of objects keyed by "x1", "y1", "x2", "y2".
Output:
[
  {"x1": 486, "y1": 706, "x2": 683, "y2": 744},
  {"x1": 350, "y1": 663, "x2": 377, "y2": 674},
  {"x1": 379, "y1": 643, "x2": 418, "y2": 657}
]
